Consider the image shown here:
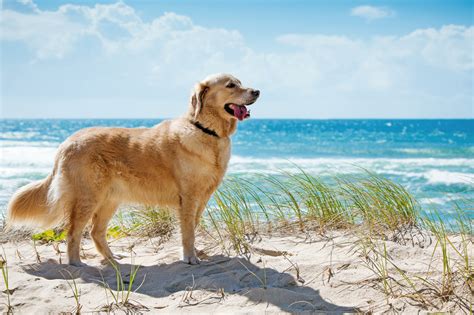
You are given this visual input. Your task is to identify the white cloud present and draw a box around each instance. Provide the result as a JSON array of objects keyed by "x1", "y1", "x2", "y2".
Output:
[
  {"x1": 273, "y1": 25, "x2": 473, "y2": 90},
  {"x1": 0, "y1": 1, "x2": 147, "y2": 58},
  {"x1": 16, "y1": 0, "x2": 40, "y2": 13},
  {"x1": 399, "y1": 25, "x2": 474, "y2": 71},
  {"x1": 351, "y1": 5, "x2": 394, "y2": 21},
  {"x1": 3, "y1": 1, "x2": 471, "y2": 74},
  {"x1": 1, "y1": 1, "x2": 473, "y2": 118}
]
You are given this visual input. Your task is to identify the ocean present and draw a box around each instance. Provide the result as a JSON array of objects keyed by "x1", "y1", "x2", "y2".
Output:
[{"x1": 1, "y1": 119, "x2": 473, "y2": 221}]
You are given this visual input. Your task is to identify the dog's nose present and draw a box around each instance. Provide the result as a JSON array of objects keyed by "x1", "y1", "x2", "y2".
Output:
[{"x1": 251, "y1": 89, "x2": 260, "y2": 97}]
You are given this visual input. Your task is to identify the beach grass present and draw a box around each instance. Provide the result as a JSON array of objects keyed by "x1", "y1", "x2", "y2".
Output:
[
  {"x1": 339, "y1": 171, "x2": 419, "y2": 231},
  {"x1": 114, "y1": 206, "x2": 175, "y2": 240},
  {"x1": 419, "y1": 207, "x2": 473, "y2": 308},
  {"x1": 204, "y1": 171, "x2": 426, "y2": 256}
]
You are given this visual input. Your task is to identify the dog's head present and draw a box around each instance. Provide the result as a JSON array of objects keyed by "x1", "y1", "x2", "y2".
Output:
[{"x1": 190, "y1": 73, "x2": 260, "y2": 122}]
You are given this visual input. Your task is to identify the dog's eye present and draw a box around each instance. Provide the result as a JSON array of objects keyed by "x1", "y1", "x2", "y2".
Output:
[{"x1": 226, "y1": 82, "x2": 236, "y2": 88}]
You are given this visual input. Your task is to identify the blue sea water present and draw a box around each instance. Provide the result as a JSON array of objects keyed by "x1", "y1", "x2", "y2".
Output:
[{"x1": 1, "y1": 119, "x2": 473, "y2": 221}]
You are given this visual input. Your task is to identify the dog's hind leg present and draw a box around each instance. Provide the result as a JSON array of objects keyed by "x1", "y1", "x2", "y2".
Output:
[
  {"x1": 91, "y1": 200, "x2": 119, "y2": 263},
  {"x1": 67, "y1": 199, "x2": 97, "y2": 266}
]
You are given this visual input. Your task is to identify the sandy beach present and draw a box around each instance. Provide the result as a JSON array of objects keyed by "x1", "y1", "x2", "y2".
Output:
[{"x1": 0, "y1": 227, "x2": 471, "y2": 314}]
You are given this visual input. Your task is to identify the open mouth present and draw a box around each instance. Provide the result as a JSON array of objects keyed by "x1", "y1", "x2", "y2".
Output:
[{"x1": 225, "y1": 100, "x2": 255, "y2": 121}]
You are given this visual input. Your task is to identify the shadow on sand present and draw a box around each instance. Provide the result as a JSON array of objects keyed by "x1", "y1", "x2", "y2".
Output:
[{"x1": 24, "y1": 254, "x2": 355, "y2": 313}]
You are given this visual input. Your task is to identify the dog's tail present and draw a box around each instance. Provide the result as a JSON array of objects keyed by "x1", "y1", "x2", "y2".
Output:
[{"x1": 6, "y1": 174, "x2": 61, "y2": 230}]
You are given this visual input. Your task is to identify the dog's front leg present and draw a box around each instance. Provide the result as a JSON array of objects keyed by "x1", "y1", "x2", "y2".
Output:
[{"x1": 178, "y1": 198, "x2": 200, "y2": 265}]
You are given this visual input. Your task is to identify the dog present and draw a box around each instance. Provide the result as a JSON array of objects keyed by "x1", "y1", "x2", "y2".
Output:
[{"x1": 7, "y1": 73, "x2": 260, "y2": 266}]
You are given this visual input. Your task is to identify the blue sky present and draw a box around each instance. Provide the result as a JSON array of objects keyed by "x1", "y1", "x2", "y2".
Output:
[{"x1": 1, "y1": 0, "x2": 473, "y2": 118}]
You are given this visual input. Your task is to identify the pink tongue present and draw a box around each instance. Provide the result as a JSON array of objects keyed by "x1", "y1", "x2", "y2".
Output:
[{"x1": 232, "y1": 105, "x2": 248, "y2": 121}]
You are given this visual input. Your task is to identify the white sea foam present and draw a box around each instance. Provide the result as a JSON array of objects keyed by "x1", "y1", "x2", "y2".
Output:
[
  {"x1": 0, "y1": 167, "x2": 51, "y2": 178},
  {"x1": 424, "y1": 170, "x2": 474, "y2": 185},
  {"x1": 229, "y1": 156, "x2": 474, "y2": 170},
  {"x1": 0, "y1": 146, "x2": 57, "y2": 167},
  {"x1": 0, "y1": 145, "x2": 57, "y2": 210},
  {"x1": 228, "y1": 156, "x2": 474, "y2": 187},
  {"x1": 0, "y1": 131, "x2": 40, "y2": 140},
  {"x1": 0, "y1": 140, "x2": 59, "y2": 148},
  {"x1": 377, "y1": 170, "x2": 424, "y2": 178},
  {"x1": 419, "y1": 197, "x2": 448, "y2": 205},
  {"x1": 395, "y1": 148, "x2": 442, "y2": 155},
  {"x1": 0, "y1": 178, "x2": 34, "y2": 190}
]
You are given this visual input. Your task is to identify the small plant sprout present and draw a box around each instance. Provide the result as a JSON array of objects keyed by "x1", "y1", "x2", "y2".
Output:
[
  {"x1": 0, "y1": 249, "x2": 13, "y2": 315},
  {"x1": 59, "y1": 269, "x2": 82, "y2": 314},
  {"x1": 100, "y1": 253, "x2": 147, "y2": 313}
]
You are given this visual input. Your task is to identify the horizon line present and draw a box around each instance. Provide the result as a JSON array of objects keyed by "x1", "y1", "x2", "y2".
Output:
[{"x1": 1, "y1": 117, "x2": 473, "y2": 120}]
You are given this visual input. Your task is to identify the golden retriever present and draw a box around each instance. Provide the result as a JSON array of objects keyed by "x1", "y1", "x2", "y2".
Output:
[{"x1": 7, "y1": 73, "x2": 260, "y2": 266}]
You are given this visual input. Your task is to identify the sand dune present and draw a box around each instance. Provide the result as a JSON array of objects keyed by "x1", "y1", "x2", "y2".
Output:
[{"x1": 0, "y1": 230, "x2": 470, "y2": 314}]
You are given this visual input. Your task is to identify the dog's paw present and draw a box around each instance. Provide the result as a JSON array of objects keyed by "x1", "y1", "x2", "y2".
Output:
[
  {"x1": 112, "y1": 254, "x2": 126, "y2": 260},
  {"x1": 69, "y1": 260, "x2": 87, "y2": 267},
  {"x1": 100, "y1": 254, "x2": 126, "y2": 265},
  {"x1": 183, "y1": 255, "x2": 201, "y2": 265}
]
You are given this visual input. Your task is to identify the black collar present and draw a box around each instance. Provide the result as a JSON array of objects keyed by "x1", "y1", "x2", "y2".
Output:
[{"x1": 191, "y1": 120, "x2": 219, "y2": 138}]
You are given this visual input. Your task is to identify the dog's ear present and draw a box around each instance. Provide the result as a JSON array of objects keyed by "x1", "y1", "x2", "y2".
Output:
[{"x1": 191, "y1": 83, "x2": 209, "y2": 120}]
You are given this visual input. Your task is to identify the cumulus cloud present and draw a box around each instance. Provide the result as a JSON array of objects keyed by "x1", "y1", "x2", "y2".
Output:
[
  {"x1": 16, "y1": 0, "x2": 40, "y2": 13},
  {"x1": 1, "y1": 1, "x2": 473, "y2": 118},
  {"x1": 274, "y1": 25, "x2": 473, "y2": 89},
  {"x1": 2, "y1": 1, "x2": 471, "y2": 74},
  {"x1": 0, "y1": 2, "x2": 146, "y2": 58},
  {"x1": 351, "y1": 5, "x2": 395, "y2": 21}
]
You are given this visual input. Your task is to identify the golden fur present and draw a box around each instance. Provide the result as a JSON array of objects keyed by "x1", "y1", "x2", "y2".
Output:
[{"x1": 7, "y1": 73, "x2": 260, "y2": 266}]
